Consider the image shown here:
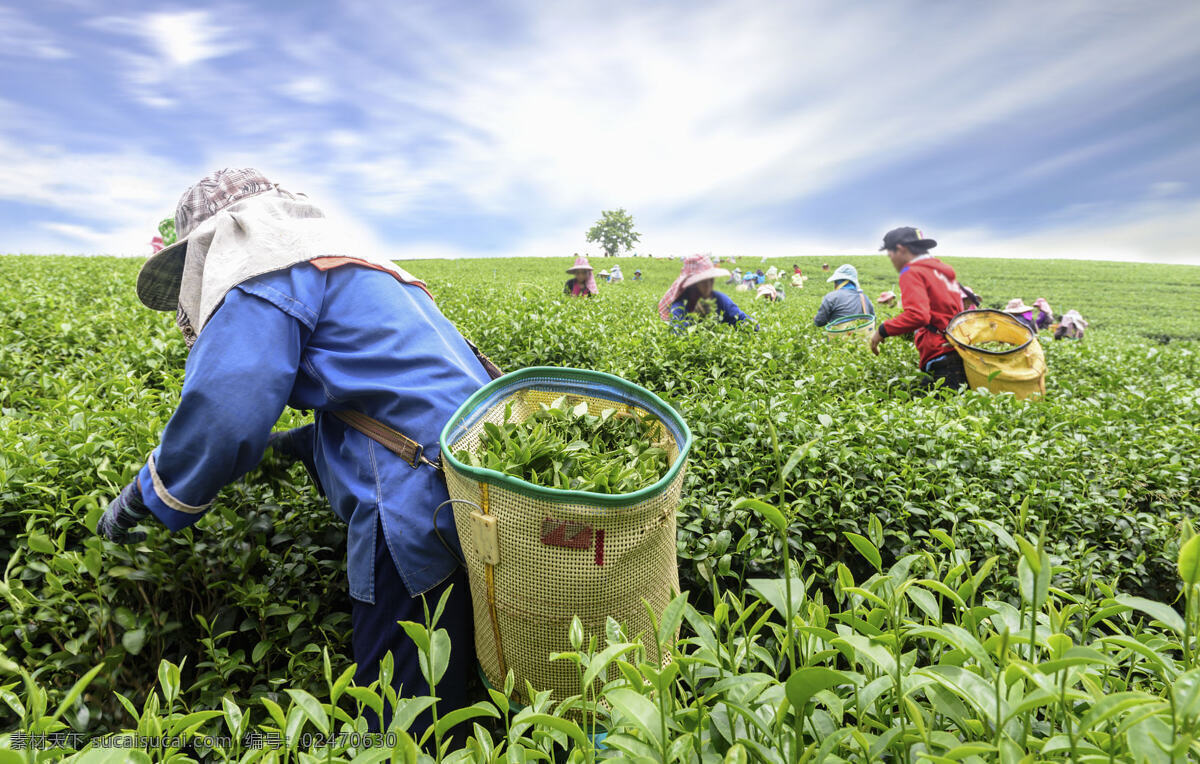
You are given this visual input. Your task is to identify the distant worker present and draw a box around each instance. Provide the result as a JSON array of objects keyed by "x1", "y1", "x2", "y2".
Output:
[
  {"x1": 1055, "y1": 309, "x2": 1088, "y2": 340},
  {"x1": 728, "y1": 267, "x2": 742, "y2": 284},
  {"x1": 633, "y1": 269, "x2": 642, "y2": 281},
  {"x1": 659, "y1": 254, "x2": 754, "y2": 329},
  {"x1": 565, "y1": 255, "x2": 598, "y2": 297},
  {"x1": 609, "y1": 264, "x2": 624, "y2": 283},
  {"x1": 1032, "y1": 297, "x2": 1053, "y2": 329},
  {"x1": 793, "y1": 264, "x2": 802, "y2": 275},
  {"x1": 869, "y1": 227, "x2": 967, "y2": 389},
  {"x1": 878, "y1": 290, "x2": 897, "y2": 307},
  {"x1": 822, "y1": 263, "x2": 830, "y2": 271},
  {"x1": 814, "y1": 264, "x2": 875, "y2": 327},
  {"x1": 1002, "y1": 298, "x2": 1050, "y2": 331},
  {"x1": 791, "y1": 271, "x2": 805, "y2": 288},
  {"x1": 756, "y1": 283, "x2": 779, "y2": 302},
  {"x1": 755, "y1": 269, "x2": 766, "y2": 285},
  {"x1": 765, "y1": 265, "x2": 779, "y2": 280}
]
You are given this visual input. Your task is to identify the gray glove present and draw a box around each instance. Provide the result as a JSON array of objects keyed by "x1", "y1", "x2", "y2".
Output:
[{"x1": 97, "y1": 480, "x2": 154, "y2": 544}]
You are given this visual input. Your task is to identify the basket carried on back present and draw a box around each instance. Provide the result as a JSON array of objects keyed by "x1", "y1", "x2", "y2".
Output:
[
  {"x1": 824, "y1": 313, "x2": 875, "y2": 341},
  {"x1": 946, "y1": 309, "x2": 1046, "y2": 399},
  {"x1": 439, "y1": 367, "x2": 692, "y2": 706}
]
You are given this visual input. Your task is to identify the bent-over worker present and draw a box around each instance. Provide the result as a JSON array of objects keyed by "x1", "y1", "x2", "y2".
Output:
[{"x1": 96, "y1": 168, "x2": 489, "y2": 731}]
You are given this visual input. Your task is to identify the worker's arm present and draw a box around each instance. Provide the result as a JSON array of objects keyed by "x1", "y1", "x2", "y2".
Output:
[
  {"x1": 715, "y1": 291, "x2": 759, "y2": 330},
  {"x1": 132, "y1": 284, "x2": 308, "y2": 531},
  {"x1": 879, "y1": 270, "x2": 930, "y2": 338},
  {"x1": 813, "y1": 294, "x2": 833, "y2": 327}
]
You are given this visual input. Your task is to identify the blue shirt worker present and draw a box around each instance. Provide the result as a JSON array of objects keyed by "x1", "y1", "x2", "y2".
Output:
[
  {"x1": 658, "y1": 254, "x2": 755, "y2": 330},
  {"x1": 814, "y1": 264, "x2": 875, "y2": 327},
  {"x1": 96, "y1": 168, "x2": 491, "y2": 731}
]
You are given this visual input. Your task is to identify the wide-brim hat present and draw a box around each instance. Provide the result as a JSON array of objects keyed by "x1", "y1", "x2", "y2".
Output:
[
  {"x1": 1003, "y1": 298, "x2": 1034, "y2": 313},
  {"x1": 567, "y1": 254, "x2": 594, "y2": 273},
  {"x1": 137, "y1": 168, "x2": 276, "y2": 311},
  {"x1": 682, "y1": 266, "x2": 731, "y2": 290},
  {"x1": 827, "y1": 264, "x2": 860, "y2": 286}
]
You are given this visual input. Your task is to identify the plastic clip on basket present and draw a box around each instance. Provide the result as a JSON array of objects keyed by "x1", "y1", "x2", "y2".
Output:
[
  {"x1": 824, "y1": 313, "x2": 875, "y2": 341},
  {"x1": 945, "y1": 309, "x2": 1047, "y2": 399},
  {"x1": 438, "y1": 367, "x2": 692, "y2": 708}
]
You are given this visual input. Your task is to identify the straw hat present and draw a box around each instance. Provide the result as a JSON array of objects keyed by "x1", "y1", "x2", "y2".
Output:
[
  {"x1": 567, "y1": 255, "x2": 594, "y2": 273},
  {"x1": 1003, "y1": 298, "x2": 1034, "y2": 313}
]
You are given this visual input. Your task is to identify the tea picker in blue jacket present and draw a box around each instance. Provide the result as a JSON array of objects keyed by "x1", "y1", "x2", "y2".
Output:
[
  {"x1": 96, "y1": 168, "x2": 490, "y2": 732},
  {"x1": 658, "y1": 254, "x2": 756, "y2": 331}
]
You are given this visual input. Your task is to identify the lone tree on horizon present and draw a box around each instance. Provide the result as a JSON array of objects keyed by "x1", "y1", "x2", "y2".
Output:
[{"x1": 586, "y1": 209, "x2": 640, "y2": 257}]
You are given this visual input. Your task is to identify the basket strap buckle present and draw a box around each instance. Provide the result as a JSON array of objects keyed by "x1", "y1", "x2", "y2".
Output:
[{"x1": 331, "y1": 410, "x2": 442, "y2": 471}]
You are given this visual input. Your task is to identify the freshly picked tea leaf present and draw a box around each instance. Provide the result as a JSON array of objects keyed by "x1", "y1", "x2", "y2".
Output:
[{"x1": 456, "y1": 399, "x2": 669, "y2": 494}]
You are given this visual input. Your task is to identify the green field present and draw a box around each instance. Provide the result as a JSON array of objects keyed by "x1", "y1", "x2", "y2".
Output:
[{"x1": 1, "y1": 254, "x2": 1199, "y2": 761}]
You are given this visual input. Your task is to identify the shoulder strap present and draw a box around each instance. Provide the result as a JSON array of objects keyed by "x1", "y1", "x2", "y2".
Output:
[
  {"x1": 332, "y1": 409, "x2": 442, "y2": 471},
  {"x1": 333, "y1": 336, "x2": 503, "y2": 471},
  {"x1": 858, "y1": 290, "x2": 867, "y2": 314}
]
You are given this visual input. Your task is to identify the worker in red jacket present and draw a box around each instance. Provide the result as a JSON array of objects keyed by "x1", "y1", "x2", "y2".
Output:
[{"x1": 868, "y1": 227, "x2": 967, "y2": 389}]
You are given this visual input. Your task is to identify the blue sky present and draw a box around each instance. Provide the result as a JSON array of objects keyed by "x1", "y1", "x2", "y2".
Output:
[{"x1": 1, "y1": 1, "x2": 1198, "y2": 263}]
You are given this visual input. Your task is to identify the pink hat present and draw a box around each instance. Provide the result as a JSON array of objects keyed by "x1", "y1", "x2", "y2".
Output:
[
  {"x1": 566, "y1": 255, "x2": 598, "y2": 296},
  {"x1": 878, "y1": 290, "x2": 896, "y2": 304},
  {"x1": 1033, "y1": 297, "x2": 1051, "y2": 313},
  {"x1": 657, "y1": 254, "x2": 731, "y2": 320},
  {"x1": 1004, "y1": 298, "x2": 1034, "y2": 314},
  {"x1": 566, "y1": 255, "x2": 594, "y2": 273}
]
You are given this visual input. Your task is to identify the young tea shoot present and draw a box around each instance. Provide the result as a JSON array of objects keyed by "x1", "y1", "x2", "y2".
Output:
[{"x1": 455, "y1": 397, "x2": 670, "y2": 493}]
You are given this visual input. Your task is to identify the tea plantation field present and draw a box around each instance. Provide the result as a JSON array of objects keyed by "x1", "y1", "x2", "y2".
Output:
[{"x1": 1, "y1": 253, "x2": 1199, "y2": 761}]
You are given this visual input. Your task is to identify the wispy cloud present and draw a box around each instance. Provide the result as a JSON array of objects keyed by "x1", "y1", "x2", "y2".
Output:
[
  {"x1": 0, "y1": 1, "x2": 1198, "y2": 263},
  {"x1": 0, "y1": 6, "x2": 71, "y2": 60}
]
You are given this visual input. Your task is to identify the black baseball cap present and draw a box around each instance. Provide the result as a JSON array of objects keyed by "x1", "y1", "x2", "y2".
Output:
[{"x1": 880, "y1": 226, "x2": 937, "y2": 252}]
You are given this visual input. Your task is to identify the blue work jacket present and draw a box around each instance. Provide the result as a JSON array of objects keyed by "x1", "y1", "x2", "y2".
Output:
[
  {"x1": 668, "y1": 291, "x2": 753, "y2": 332},
  {"x1": 135, "y1": 262, "x2": 490, "y2": 602}
]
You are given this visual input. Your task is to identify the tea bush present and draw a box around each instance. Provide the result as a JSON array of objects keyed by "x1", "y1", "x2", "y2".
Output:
[{"x1": 0, "y1": 254, "x2": 1198, "y2": 761}]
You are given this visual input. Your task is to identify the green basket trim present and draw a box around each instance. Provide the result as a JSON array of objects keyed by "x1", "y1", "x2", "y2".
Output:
[
  {"x1": 824, "y1": 313, "x2": 875, "y2": 333},
  {"x1": 439, "y1": 366, "x2": 693, "y2": 507}
]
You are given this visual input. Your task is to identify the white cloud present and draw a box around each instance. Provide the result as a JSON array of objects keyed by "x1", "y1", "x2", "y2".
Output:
[
  {"x1": 942, "y1": 200, "x2": 1200, "y2": 265},
  {"x1": 1149, "y1": 181, "x2": 1186, "y2": 198},
  {"x1": 142, "y1": 10, "x2": 238, "y2": 67},
  {"x1": 282, "y1": 76, "x2": 334, "y2": 104},
  {"x1": 87, "y1": 10, "x2": 244, "y2": 107},
  {"x1": 3, "y1": 2, "x2": 1200, "y2": 265},
  {"x1": 297, "y1": 0, "x2": 1200, "y2": 239}
]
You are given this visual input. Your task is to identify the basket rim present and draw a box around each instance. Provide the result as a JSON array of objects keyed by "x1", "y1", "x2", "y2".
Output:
[
  {"x1": 946, "y1": 308, "x2": 1034, "y2": 355},
  {"x1": 824, "y1": 313, "x2": 875, "y2": 333},
  {"x1": 438, "y1": 366, "x2": 693, "y2": 507}
]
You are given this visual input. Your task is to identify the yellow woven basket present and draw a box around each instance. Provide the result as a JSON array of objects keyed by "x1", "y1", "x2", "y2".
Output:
[
  {"x1": 439, "y1": 367, "x2": 692, "y2": 707},
  {"x1": 946, "y1": 309, "x2": 1047, "y2": 399}
]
